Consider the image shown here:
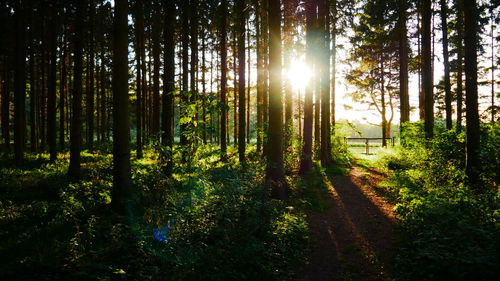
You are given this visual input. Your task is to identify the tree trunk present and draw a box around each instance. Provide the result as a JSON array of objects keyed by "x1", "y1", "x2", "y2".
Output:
[
  {"x1": 262, "y1": 0, "x2": 269, "y2": 156},
  {"x1": 254, "y1": 0, "x2": 263, "y2": 152},
  {"x1": 86, "y1": 1, "x2": 95, "y2": 151},
  {"x1": 220, "y1": 0, "x2": 228, "y2": 158},
  {"x1": 29, "y1": 15, "x2": 38, "y2": 153},
  {"x1": 319, "y1": 0, "x2": 331, "y2": 165},
  {"x1": 14, "y1": 4, "x2": 26, "y2": 165},
  {"x1": 162, "y1": 0, "x2": 175, "y2": 174},
  {"x1": 60, "y1": 18, "x2": 67, "y2": 151},
  {"x1": 135, "y1": 0, "x2": 143, "y2": 159},
  {"x1": 330, "y1": 0, "x2": 337, "y2": 133},
  {"x1": 47, "y1": 6, "x2": 57, "y2": 161},
  {"x1": 236, "y1": 0, "x2": 246, "y2": 163},
  {"x1": 398, "y1": 0, "x2": 409, "y2": 125},
  {"x1": 381, "y1": 59, "x2": 387, "y2": 148},
  {"x1": 190, "y1": 0, "x2": 198, "y2": 126},
  {"x1": 202, "y1": 34, "x2": 207, "y2": 144},
  {"x1": 463, "y1": 0, "x2": 481, "y2": 187},
  {"x1": 283, "y1": 0, "x2": 295, "y2": 147},
  {"x1": 299, "y1": 0, "x2": 316, "y2": 174},
  {"x1": 418, "y1": 11, "x2": 425, "y2": 121},
  {"x1": 267, "y1": 0, "x2": 286, "y2": 199},
  {"x1": 112, "y1": 0, "x2": 131, "y2": 213},
  {"x1": 1, "y1": 54, "x2": 9, "y2": 151},
  {"x1": 490, "y1": 13, "x2": 495, "y2": 123},
  {"x1": 68, "y1": 0, "x2": 85, "y2": 179},
  {"x1": 456, "y1": 0, "x2": 464, "y2": 129},
  {"x1": 246, "y1": 18, "x2": 251, "y2": 144},
  {"x1": 180, "y1": 0, "x2": 189, "y2": 147},
  {"x1": 152, "y1": 6, "x2": 160, "y2": 138},
  {"x1": 440, "y1": 0, "x2": 452, "y2": 130},
  {"x1": 422, "y1": 0, "x2": 433, "y2": 139}
]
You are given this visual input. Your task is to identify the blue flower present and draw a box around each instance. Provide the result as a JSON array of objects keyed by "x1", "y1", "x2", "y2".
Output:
[
  {"x1": 153, "y1": 220, "x2": 175, "y2": 242},
  {"x1": 153, "y1": 225, "x2": 169, "y2": 242}
]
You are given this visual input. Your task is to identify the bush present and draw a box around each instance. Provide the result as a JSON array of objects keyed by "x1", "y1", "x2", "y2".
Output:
[{"x1": 381, "y1": 123, "x2": 500, "y2": 281}]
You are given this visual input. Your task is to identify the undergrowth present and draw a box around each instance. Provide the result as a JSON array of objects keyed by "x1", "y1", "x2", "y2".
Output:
[
  {"x1": 378, "y1": 122, "x2": 500, "y2": 281},
  {"x1": 0, "y1": 144, "x2": 309, "y2": 281}
]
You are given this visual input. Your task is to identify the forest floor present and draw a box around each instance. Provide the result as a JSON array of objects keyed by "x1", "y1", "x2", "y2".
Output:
[{"x1": 299, "y1": 163, "x2": 397, "y2": 281}]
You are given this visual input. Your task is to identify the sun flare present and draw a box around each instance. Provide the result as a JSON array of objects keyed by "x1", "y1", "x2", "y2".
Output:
[{"x1": 286, "y1": 59, "x2": 312, "y2": 90}]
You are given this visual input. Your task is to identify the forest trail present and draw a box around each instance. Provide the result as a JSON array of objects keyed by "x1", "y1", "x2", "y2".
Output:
[{"x1": 299, "y1": 165, "x2": 397, "y2": 281}]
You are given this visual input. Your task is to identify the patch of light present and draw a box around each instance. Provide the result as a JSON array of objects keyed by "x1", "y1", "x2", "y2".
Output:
[{"x1": 286, "y1": 58, "x2": 311, "y2": 91}]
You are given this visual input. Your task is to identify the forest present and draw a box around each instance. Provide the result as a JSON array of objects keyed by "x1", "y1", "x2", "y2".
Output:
[{"x1": 0, "y1": 0, "x2": 498, "y2": 280}]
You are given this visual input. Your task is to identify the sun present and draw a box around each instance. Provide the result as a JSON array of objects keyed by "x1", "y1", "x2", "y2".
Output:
[{"x1": 286, "y1": 58, "x2": 312, "y2": 90}]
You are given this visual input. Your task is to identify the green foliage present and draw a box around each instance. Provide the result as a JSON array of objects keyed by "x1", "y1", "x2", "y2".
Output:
[
  {"x1": 0, "y1": 145, "x2": 309, "y2": 281},
  {"x1": 380, "y1": 122, "x2": 500, "y2": 281}
]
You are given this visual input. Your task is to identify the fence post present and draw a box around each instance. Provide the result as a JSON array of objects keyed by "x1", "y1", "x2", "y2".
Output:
[
  {"x1": 392, "y1": 137, "x2": 395, "y2": 147},
  {"x1": 365, "y1": 138, "x2": 369, "y2": 155}
]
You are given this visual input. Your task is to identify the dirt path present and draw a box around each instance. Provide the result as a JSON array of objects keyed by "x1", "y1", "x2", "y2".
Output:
[{"x1": 299, "y1": 165, "x2": 397, "y2": 281}]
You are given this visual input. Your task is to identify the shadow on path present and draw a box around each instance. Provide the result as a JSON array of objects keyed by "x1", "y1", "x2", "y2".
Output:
[{"x1": 299, "y1": 166, "x2": 397, "y2": 281}]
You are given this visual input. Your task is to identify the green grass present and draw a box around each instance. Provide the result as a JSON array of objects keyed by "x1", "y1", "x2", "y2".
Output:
[{"x1": 0, "y1": 144, "x2": 310, "y2": 281}]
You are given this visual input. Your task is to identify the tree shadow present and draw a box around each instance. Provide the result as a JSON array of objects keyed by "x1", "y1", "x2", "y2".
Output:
[{"x1": 300, "y1": 168, "x2": 396, "y2": 281}]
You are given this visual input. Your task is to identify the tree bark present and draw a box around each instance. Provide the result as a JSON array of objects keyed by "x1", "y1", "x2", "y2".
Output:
[
  {"x1": 1, "y1": 53, "x2": 9, "y2": 151},
  {"x1": 463, "y1": 0, "x2": 481, "y2": 187},
  {"x1": 162, "y1": 0, "x2": 175, "y2": 174},
  {"x1": 180, "y1": 0, "x2": 189, "y2": 147},
  {"x1": 440, "y1": 0, "x2": 452, "y2": 130},
  {"x1": 236, "y1": 0, "x2": 246, "y2": 163},
  {"x1": 112, "y1": 0, "x2": 131, "y2": 212},
  {"x1": 319, "y1": 0, "x2": 331, "y2": 165},
  {"x1": 456, "y1": 0, "x2": 464, "y2": 129},
  {"x1": 267, "y1": 0, "x2": 287, "y2": 199},
  {"x1": 60, "y1": 17, "x2": 67, "y2": 151},
  {"x1": 152, "y1": 5, "x2": 161, "y2": 138},
  {"x1": 86, "y1": 0, "x2": 95, "y2": 151},
  {"x1": 135, "y1": 0, "x2": 144, "y2": 159},
  {"x1": 47, "y1": 5, "x2": 57, "y2": 161},
  {"x1": 422, "y1": 0, "x2": 433, "y2": 139},
  {"x1": 220, "y1": 0, "x2": 228, "y2": 159},
  {"x1": 29, "y1": 13, "x2": 38, "y2": 153},
  {"x1": 68, "y1": 0, "x2": 85, "y2": 179},
  {"x1": 283, "y1": 0, "x2": 295, "y2": 146},
  {"x1": 398, "y1": 0, "x2": 410, "y2": 125},
  {"x1": 14, "y1": 4, "x2": 26, "y2": 165},
  {"x1": 299, "y1": 0, "x2": 316, "y2": 174}
]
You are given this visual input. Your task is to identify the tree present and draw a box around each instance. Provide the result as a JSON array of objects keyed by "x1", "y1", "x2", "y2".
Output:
[
  {"x1": 180, "y1": 0, "x2": 189, "y2": 148},
  {"x1": 134, "y1": 0, "x2": 144, "y2": 159},
  {"x1": 162, "y1": 0, "x2": 175, "y2": 174},
  {"x1": 422, "y1": 0, "x2": 433, "y2": 138},
  {"x1": 236, "y1": 0, "x2": 246, "y2": 163},
  {"x1": 463, "y1": 0, "x2": 480, "y2": 187},
  {"x1": 60, "y1": 12, "x2": 68, "y2": 151},
  {"x1": 283, "y1": 0, "x2": 298, "y2": 145},
  {"x1": 47, "y1": 4, "x2": 57, "y2": 161},
  {"x1": 450, "y1": 0, "x2": 464, "y2": 129},
  {"x1": 267, "y1": 0, "x2": 286, "y2": 199},
  {"x1": 151, "y1": 4, "x2": 161, "y2": 138},
  {"x1": 254, "y1": 0, "x2": 264, "y2": 153},
  {"x1": 68, "y1": 0, "x2": 86, "y2": 179},
  {"x1": 299, "y1": 0, "x2": 316, "y2": 174},
  {"x1": 86, "y1": 0, "x2": 95, "y2": 151},
  {"x1": 440, "y1": 0, "x2": 452, "y2": 130},
  {"x1": 14, "y1": 3, "x2": 26, "y2": 165},
  {"x1": 112, "y1": 0, "x2": 131, "y2": 212},
  {"x1": 1, "y1": 2, "x2": 9, "y2": 152},
  {"x1": 346, "y1": 0, "x2": 398, "y2": 148},
  {"x1": 398, "y1": 0, "x2": 409, "y2": 125},
  {"x1": 319, "y1": 0, "x2": 332, "y2": 166},
  {"x1": 220, "y1": 0, "x2": 228, "y2": 159}
]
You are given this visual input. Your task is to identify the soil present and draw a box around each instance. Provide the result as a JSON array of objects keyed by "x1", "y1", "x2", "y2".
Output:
[{"x1": 299, "y1": 165, "x2": 397, "y2": 281}]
